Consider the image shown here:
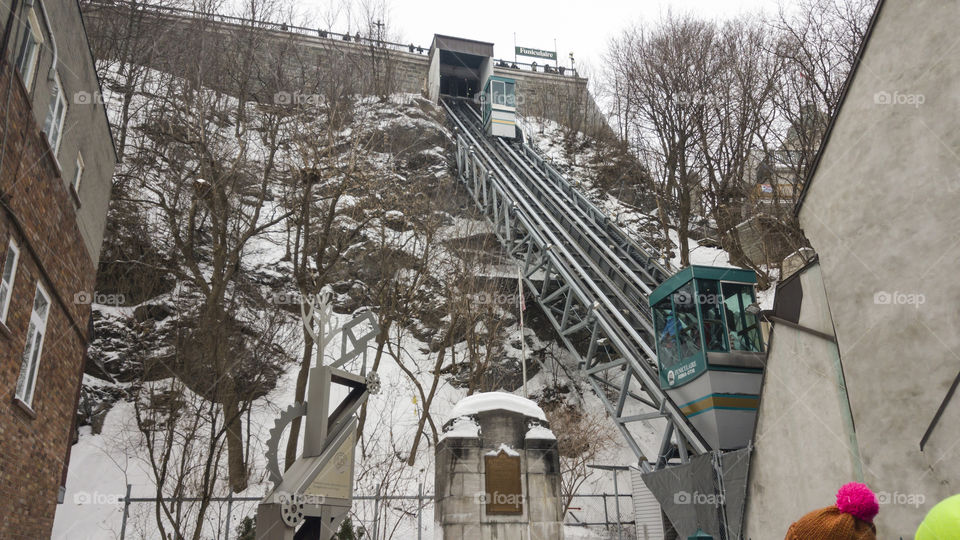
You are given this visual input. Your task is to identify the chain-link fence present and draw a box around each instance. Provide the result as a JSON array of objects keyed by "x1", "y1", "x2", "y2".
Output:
[{"x1": 115, "y1": 486, "x2": 633, "y2": 539}]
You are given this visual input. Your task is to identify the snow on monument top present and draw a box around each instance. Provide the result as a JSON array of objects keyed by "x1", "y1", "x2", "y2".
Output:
[{"x1": 449, "y1": 391, "x2": 547, "y2": 422}]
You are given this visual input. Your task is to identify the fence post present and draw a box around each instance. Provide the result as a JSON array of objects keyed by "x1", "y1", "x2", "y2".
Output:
[
  {"x1": 417, "y1": 483, "x2": 423, "y2": 540},
  {"x1": 225, "y1": 491, "x2": 234, "y2": 540},
  {"x1": 602, "y1": 493, "x2": 610, "y2": 530},
  {"x1": 372, "y1": 495, "x2": 380, "y2": 540},
  {"x1": 120, "y1": 484, "x2": 132, "y2": 540},
  {"x1": 612, "y1": 473, "x2": 623, "y2": 540}
]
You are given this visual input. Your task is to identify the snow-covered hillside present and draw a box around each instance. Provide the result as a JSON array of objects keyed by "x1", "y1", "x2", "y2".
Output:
[{"x1": 54, "y1": 62, "x2": 648, "y2": 539}]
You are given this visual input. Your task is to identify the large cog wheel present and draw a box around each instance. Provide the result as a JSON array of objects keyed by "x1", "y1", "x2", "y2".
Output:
[{"x1": 265, "y1": 402, "x2": 308, "y2": 486}]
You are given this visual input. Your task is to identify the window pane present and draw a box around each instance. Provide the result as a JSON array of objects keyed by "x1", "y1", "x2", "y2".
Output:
[
  {"x1": 653, "y1": 298, "x2": 679, "y2": 369},
  {"x1": 16, "y1": 322, "x2": 37, "y2": 400},
  {"x1": 673, "y1": 283, "x2": 702, "y2": 362},
  {"x1": 45, "y1": 78, "x2": 65, "y2": 150},
  {"x1": 15, "y1": 26, "x2": 38, "y2": 83},
  {"x1": 722, "y1": 282, "x2": 762, "y2": 352},
  {"x1": 23, "y1": 331, "x2": 43, "y2": 403},
  {"x1": 74, "y1": 155, "x2": 84, "y2": 190},
  {"x1": 33, "y1": 288, "x2": 49, "y2": 320},
  {"x1": 504, "y1": 82, "x2": 515, "y2": 107},
  {"x1": 2, "y1": 248, "x2": 16, "y2": 283},
  {"x1": 697, "y1": 279, "x2": 727, "y2": 352},
  {"x1": 493, "y1": 81, "x2": 505, "y2": 106},
  {"x1": 0, "y1": 283, "x2": 8, "y2": 312}
]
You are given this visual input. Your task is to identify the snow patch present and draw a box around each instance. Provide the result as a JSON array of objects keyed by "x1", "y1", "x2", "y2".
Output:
[
  {"x1": 439, "y1": 416, "x2": 480, "y2": 440},
  {"x1": 485, "y1": 443, "x2": 519, "y2": 457}
]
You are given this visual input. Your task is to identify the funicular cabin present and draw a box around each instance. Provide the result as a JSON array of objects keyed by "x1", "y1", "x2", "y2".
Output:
[
  {"x1": 482, "y1": 75, "x2": 517, "y2": 139},
  {"x1": 649, "y1": 266, "x2": 767, "y2": 450}
]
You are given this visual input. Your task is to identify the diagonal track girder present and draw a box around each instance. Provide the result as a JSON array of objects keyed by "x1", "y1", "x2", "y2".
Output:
[{"x1": 443, "y1": 98, "x2": 709, "y2": 469}]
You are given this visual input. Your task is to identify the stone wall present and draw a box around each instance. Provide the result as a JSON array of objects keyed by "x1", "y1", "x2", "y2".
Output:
[
  {"x1": 495, "y1": 68, "x2": 606, "y2": 133},
  {"x1": 81, "y1": 2, "x2": 605, "y2": 132}
]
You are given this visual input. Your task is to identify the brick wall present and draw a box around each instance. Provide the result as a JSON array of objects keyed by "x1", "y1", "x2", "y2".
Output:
[{"x1": 0, "y1": 59, "x2": 95, "y2": 540}]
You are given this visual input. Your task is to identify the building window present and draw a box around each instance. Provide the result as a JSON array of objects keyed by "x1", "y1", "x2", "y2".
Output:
[
  {"x1": 14, "y1": 9, "x2": 44, "y2": 91},
  {"x1": 43, "y1": 73, "x2": 68, "y2": 157},
  {"x1": 15, "y1": 284, "x2": 51, "y2": 407},
  {"x1": 0, "y1": 241, "x2": 20, "y2": 323},
  {"x1": 72, "y1": 152, "x2": 84, "y2": 193}
]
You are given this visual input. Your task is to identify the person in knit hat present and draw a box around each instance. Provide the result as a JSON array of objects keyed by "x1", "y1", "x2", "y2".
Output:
[
  {"x1": 915, "y1": 493, "x2": 960, "y2": 540},
  {"x1": 785, "y1": 482, "x2": 879, "y2": 540}
]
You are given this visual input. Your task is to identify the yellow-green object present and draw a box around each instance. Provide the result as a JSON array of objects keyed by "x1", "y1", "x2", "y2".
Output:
[{"x1": 916, "y1": 494, "x2": 960, "y2": 540}]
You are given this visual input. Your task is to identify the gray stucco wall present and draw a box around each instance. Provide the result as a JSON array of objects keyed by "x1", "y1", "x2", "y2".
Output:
[
  {"x1": 793, "y1": 0, "x2": 960, "y2": 536},
  {"x1": 4, "y1": 0, "x2": 116, "y2": 265},
  {"x1": 743, "y1": 262, "x2": 862, "y2": 537}
]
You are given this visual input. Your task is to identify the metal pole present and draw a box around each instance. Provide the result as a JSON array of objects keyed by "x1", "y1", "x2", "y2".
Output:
[
  {"x1": 602, "y1": 494, "x2": 610, "y2": 530},
  {"x1": 417, "y1": 483, "x2": 423, "y2": 540},
  {"x1": 518, "y1": 266, "x2": 528, "y2": 397},
  {"x1": 373, "y1": 495, "x2": 380, "y2": 540},
  {"x1": 225, "y1": 491, "x2": 233, "y2": 540},
  {"x1": 120, "y1": 484, "x2": 132, "y2": 540},
  {"x1": 612, "y1": 472, "x2": 623, "y2": 540}
]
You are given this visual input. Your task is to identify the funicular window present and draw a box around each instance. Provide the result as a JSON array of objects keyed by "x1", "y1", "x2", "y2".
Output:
[
  {"x1": 696, "y1": 279, "x2": 727, "y2": 352},
  {"x1": 721, "y1": 282, "x2": 763, "y2": 352},
  {"x1": 672, "y1": 283, "x2": 702, "y2": 362},
  {"x1": 653, "y1": 298, "x2": 680, "y2": 369},
  {"x1": 504, "y1": 81, "x2": 516, "y2": 107},
  {"x1": 492, "y1": 80, "x2": 506, "y2": 106}
]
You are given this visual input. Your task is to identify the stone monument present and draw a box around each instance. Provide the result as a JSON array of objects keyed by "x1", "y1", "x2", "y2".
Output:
[{"x1": 435, "y1": 392, "x2": 564, "y2": 539}]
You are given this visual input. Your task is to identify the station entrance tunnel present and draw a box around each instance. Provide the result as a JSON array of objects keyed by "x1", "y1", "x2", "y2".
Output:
[{"x1": 438, "y1": 50, "x2": 482, "y2": 98}]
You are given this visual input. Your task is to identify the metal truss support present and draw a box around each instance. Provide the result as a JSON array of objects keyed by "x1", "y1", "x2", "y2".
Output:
[{"x1": 448, "y1": 121, "x2": 710, "y2": 470}]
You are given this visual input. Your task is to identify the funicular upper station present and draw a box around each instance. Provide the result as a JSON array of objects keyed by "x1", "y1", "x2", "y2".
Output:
[
  {"x1": 427, "y1": 34, "x2": 493, "y2": 100},
  {"x1": 428, "y1": 35, "x2": 518, "y2": 138}
]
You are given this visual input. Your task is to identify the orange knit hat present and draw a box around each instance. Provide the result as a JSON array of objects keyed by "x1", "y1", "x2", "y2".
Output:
[{"x1": 785, "y1": 483, "x2": 879, "y2": 540}]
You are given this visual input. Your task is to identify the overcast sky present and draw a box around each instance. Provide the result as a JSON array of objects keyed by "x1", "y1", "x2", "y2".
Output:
[{"x1": 297, "y1": 0, "x2": 784, "y2": 76}]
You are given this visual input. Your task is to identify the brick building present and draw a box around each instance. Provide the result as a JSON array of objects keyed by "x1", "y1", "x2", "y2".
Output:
[{"x1": 0, "y1": 0, "x2": 116, "y2": 535}]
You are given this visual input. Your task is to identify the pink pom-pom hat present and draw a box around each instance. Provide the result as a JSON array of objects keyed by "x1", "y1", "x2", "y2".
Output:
[{"x1": 835, "y1": 482, "x2": 880, "y2": 523}]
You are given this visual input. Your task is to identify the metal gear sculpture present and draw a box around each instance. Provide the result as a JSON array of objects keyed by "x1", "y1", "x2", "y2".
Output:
[
  {"x1": 257, "y1": 288, "x2": 381, "y2": 539},
  {"x1": 365, "y1": 370, "x2": 381, "y2": 395},
  {"x1": 265, "y1": 402, "x2": 308, "y2": 486}
]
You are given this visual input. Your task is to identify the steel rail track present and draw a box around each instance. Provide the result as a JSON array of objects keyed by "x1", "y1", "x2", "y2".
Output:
[{"x1": 441, "y1": 98, "x2": 709, "y2": 463}]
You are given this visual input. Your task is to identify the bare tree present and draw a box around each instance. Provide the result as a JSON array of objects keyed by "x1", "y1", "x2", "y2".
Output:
[
  {"x1": 279, "y1": 49, "x2": 383, "y2": 470},
  {"x1": 544, "y1": 406, "x2": 618, "y2": 515},
  {"x1": 767, "y1": 0, "x2": 875, "y2": 187},
  {"x1": 606, "y1": 15, "x2": 716, "y2": 266},
  {"x1": 694, "y1": 17, "x2": 783, "y2": 286}
]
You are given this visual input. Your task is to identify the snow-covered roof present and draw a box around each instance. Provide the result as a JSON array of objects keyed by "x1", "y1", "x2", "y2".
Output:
[
  {"x1": 439, "y1": 416, "x2": 480, "y2": 440},
  {"x1": 525, "y1": 425, "x2": 556, "y2": 440},
  {"x1": 448, "y1": 391, "x2": 546, "y2": 422}
]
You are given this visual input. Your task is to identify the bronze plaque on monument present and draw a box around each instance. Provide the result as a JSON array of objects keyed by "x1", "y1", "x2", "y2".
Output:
[{"x1": 484, "y1": 450, "x2": 523, "y2": 515}]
